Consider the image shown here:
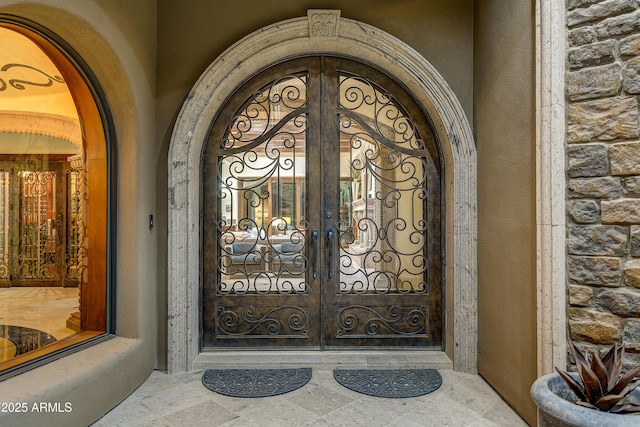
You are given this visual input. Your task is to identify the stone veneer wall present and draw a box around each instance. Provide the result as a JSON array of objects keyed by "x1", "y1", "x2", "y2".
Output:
[{"x1": 566, "y1": 0, "x2": 640, "y2": 366}]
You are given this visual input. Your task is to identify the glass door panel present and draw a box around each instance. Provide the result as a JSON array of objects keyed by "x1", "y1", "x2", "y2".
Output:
[
  {"x1": 17, "y1": 170, "x2": 58, "y2": 281},
  {"x1": 203, "y1": 57, "x2": 322, "y2": 347},
  {"x1": 217, "y1": 74, "x2": 308, "y2": 294},
  {"x1": 0, "y1": 160, "x2": 76, "y2": 288}
]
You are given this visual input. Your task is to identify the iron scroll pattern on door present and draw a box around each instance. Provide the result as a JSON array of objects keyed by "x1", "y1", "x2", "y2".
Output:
[
  {"x1": 212, "y1": 73, "x2": 310, "y2": 338},
  {"x1": 0, "y1": 163, "x2": 86, "y2": 286},
  {"x1": 335, "y1": 73, "x2": 429, "y2": 338}
]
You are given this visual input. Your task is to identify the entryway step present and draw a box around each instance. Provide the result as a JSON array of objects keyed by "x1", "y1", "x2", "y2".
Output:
[{"x1": 193, "y1": 350, "x2": 453, "y2": 370}]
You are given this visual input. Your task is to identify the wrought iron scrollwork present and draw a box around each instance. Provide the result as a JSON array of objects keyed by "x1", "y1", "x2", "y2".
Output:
[
  {"x1": 65, "y1": 170, "x2": 87, "y2": 283},
  {"x1": 216, "y1": 305, "x2": 309, "y2": 337},
  {"x1": 338, "y1": 74, "x2": 429, "y2": 296},
  {"x1": 0, "y1": 171, "x2": 9, "y2": 280},
  {"x1": 216, "y1": 73, "x2": 309, "y2": 296},
  {"x1": 336, "y1": 304, "x2": 428, "y2": 337},
  {"x1": 17, "y1": 170, "x2": 58, "y2": 280}
]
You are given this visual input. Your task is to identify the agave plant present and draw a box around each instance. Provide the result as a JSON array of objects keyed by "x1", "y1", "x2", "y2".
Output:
[{"x1": 556, "y1": 341, "x2": 640, "y2": 414}]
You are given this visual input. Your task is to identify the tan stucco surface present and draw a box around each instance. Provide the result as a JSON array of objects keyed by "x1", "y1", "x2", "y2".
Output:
[{"x1": 475, "y1": 1, "x2": 537, "y2": 425}]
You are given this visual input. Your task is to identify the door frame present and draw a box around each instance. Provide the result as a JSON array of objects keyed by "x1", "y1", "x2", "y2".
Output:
[{"x1": 168, "y1": 10, "x2": 476, "y2": 374}]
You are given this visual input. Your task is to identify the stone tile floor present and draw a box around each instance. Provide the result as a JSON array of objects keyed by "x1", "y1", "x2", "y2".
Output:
[{"x1": 93, "y1": 369, "x2": 528, "y2": 426}]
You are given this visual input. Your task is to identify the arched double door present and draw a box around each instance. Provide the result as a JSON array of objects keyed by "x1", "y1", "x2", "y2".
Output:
[{"x1": 203, "y1": 56, "x2": 442, "y2": 349}]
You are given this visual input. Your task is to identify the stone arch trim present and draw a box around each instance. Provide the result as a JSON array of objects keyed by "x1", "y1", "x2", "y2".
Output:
[{"x1": 167, "y1": 10, "x2": 477, "y2": 374}]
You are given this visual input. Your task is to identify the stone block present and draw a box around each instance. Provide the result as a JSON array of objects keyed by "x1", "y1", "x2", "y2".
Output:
[
  {"x1": 568, "y1": 0, "x2": 601, "y2": 9},
  {"x1": 625, "y1": 177, "x2": 640, "y2": 197},
  {"x1": 633, "y1": 225, "x2": 640, "y2": 257},
  {"x1": 567, "y1": 0, "x2": 602, "y2": 9},
  {"x1": 569, "y1": 307, "x2": 621, "y2": 344},
  {"x1": 567, "y1": 97, "x2": 638, "y2": 143},
  {"x1": 596, "y1": 11, "x2": 640, "y2": 38},
  {"x1": 611, "y1": 142, "x2": 640, "y2": 175},
  {"x1": 624, "y1": 259, "x2": 640, "y2": 288},
  {"x1": 624, "y1": 57, "x2": 640, "y2": 94},
  {"x1": 569, "y1": 27, "x2": 598, "y2": 46},
  {"x1": 568, "y1": 256, "x2": 621, "y2": 286},
  {"x1": 598, "y1": 287, "x2": 640, "y2": 317},
  {"x1": 568, "y1": 41, "x2": 615, "y2": 69},
  {"x1": 567, "y1": 144, "x2": 609, "y2": 177},
  {"x1": 623, "y1": 352, "x2": 640, "y2": 370},
  {"x1": 568, "y1": 200, "x2": 600, "y2": 224},
  {"x1": 570, "y1": 285, "x2": 594, "y2": 307},
  {"x1": 568, "y1": 225, "x2": 628, "y2": 256},
  {"x1": 568, "y1": 177, "x2": 622, "y2": 199},
  {"x1": 620, "y1": 34, "x2": 640, "y2": 58},
  {"x1": 567, "y1": 63, "x2": 622, "y2": 101},
  {"x1": 568, "y1": 0, "x2": 636, "y2": 27},
  {"x1": 602, "y1": 199, "x2": 640, "y2": 224},
  {"x1": 623, "y1": 319, "x2": 640, "y2": 353}
]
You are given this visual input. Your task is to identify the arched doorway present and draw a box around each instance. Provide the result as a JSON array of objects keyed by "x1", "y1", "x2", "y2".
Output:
[
  {"x1": 202, "y1": 56, "x2": 442, "y2": 348},
  {"x1": 168, "y1": 10, "x2": 476, "y2": 373}
]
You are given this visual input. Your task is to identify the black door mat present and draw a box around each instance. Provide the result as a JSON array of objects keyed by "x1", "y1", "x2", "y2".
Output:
[
  {"x1": 202, "y1": 368, "x2": 312, "y2": 398},
  {"x1": 333, "y1": 369, "x2": 442, "y2": 398}
]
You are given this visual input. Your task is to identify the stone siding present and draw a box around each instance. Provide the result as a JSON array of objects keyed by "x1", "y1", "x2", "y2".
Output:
[{"x1": 567, "y1": 0, "x2": 640, "y2": 366}]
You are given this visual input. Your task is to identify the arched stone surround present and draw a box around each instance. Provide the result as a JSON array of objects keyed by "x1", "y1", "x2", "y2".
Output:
[{"x1": 167, "y1": 10, "x2": 477, "y2": 374}]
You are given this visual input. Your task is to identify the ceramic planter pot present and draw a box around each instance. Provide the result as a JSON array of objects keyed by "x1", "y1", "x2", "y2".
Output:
[{"x1": 531, "y1": 373, "x2": 640, "y2": 427}]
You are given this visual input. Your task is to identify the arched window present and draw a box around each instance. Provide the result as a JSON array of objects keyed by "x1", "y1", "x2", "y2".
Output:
[{"x1": 0, "y1": 17, "x2": 114, "y2": 379}]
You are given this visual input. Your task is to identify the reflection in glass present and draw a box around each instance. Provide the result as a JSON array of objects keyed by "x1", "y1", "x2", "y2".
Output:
[
  {"x1": 217, "y1": 74, "x2": 308, "y2": 294},
  {"x1": 338, "y1": 74, "x2": 428, "y2": 294},
  {"x1": 0, "y1": 27, "x2": 89, "y2": 366}
]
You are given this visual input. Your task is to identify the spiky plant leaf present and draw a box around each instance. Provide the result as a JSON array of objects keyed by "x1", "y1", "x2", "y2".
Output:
[
  {"x1": 569, "y1": 341, "x2": 603, "y2": 404},
  {"x1": 610, "y1": 365, "x2": 640, "y2": 396},
  {"x1": 595, "y1": 394, "x2": 627, "y2": 412},
  {"x1": 555, "y1": 367, "x2": 588, "y2": 402},
  {"x1": 590, "y1": 352, "x2": 608, "y2": 397},
  {"x1": 601, "y1": 342, "x2": 623, "y2": 392},
  {"x1": 610, "y1": 404, "x2": 640, "y2": 414},
  {"x1": 579, "y1": 361, "x2": 603, "y2": 404},
  {"x1": 570, "y1": 341, "x2": 591, "y2": 374},
  {"x1": 557, "y1": 341, "x2": 640, "y2": 413}
]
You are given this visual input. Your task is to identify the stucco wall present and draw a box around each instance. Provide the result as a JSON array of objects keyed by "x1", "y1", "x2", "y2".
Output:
[
  {"x1": 474, "y1": 1, "x2": 537, "y2": 425},
  {"x1": 0, "y1": 1, "x2": 158, "y2": 425}
]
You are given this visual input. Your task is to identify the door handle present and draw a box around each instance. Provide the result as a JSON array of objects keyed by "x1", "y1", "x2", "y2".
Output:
[
  {"x1": 55, "y1": 220, "x2": 62, "y2": 245},
  {"x1": 311, "y1": 228, "x2": 318, "y2": 279},
  {"x1": 326, "y1": 228, "x2": 334, "y2": 279}
]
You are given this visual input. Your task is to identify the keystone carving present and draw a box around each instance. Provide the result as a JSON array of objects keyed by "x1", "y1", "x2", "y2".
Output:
[{"x1": 308, "y1": 9, "x2": 340, "y2": 38}]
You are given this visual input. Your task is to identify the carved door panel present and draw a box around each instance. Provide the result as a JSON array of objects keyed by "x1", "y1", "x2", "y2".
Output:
[{"x1": 202, "y1": 57, "x2": 442, "y2": 349}]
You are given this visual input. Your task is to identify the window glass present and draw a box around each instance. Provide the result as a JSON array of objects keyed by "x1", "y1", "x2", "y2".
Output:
[{"x1": 0, "y1": 24, "x2": 108, "y2": 375}]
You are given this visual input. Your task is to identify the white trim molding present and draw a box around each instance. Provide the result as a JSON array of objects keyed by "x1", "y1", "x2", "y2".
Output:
[
  {"x1": 0, "y1": 110, "x2": 81, "y2": 147},
  {"x1": 536, "y1": 0, "x2": 567, "y2": 375},
  {"x1": 167, "y1": 10, "x2": 477, "y2": 374}
]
